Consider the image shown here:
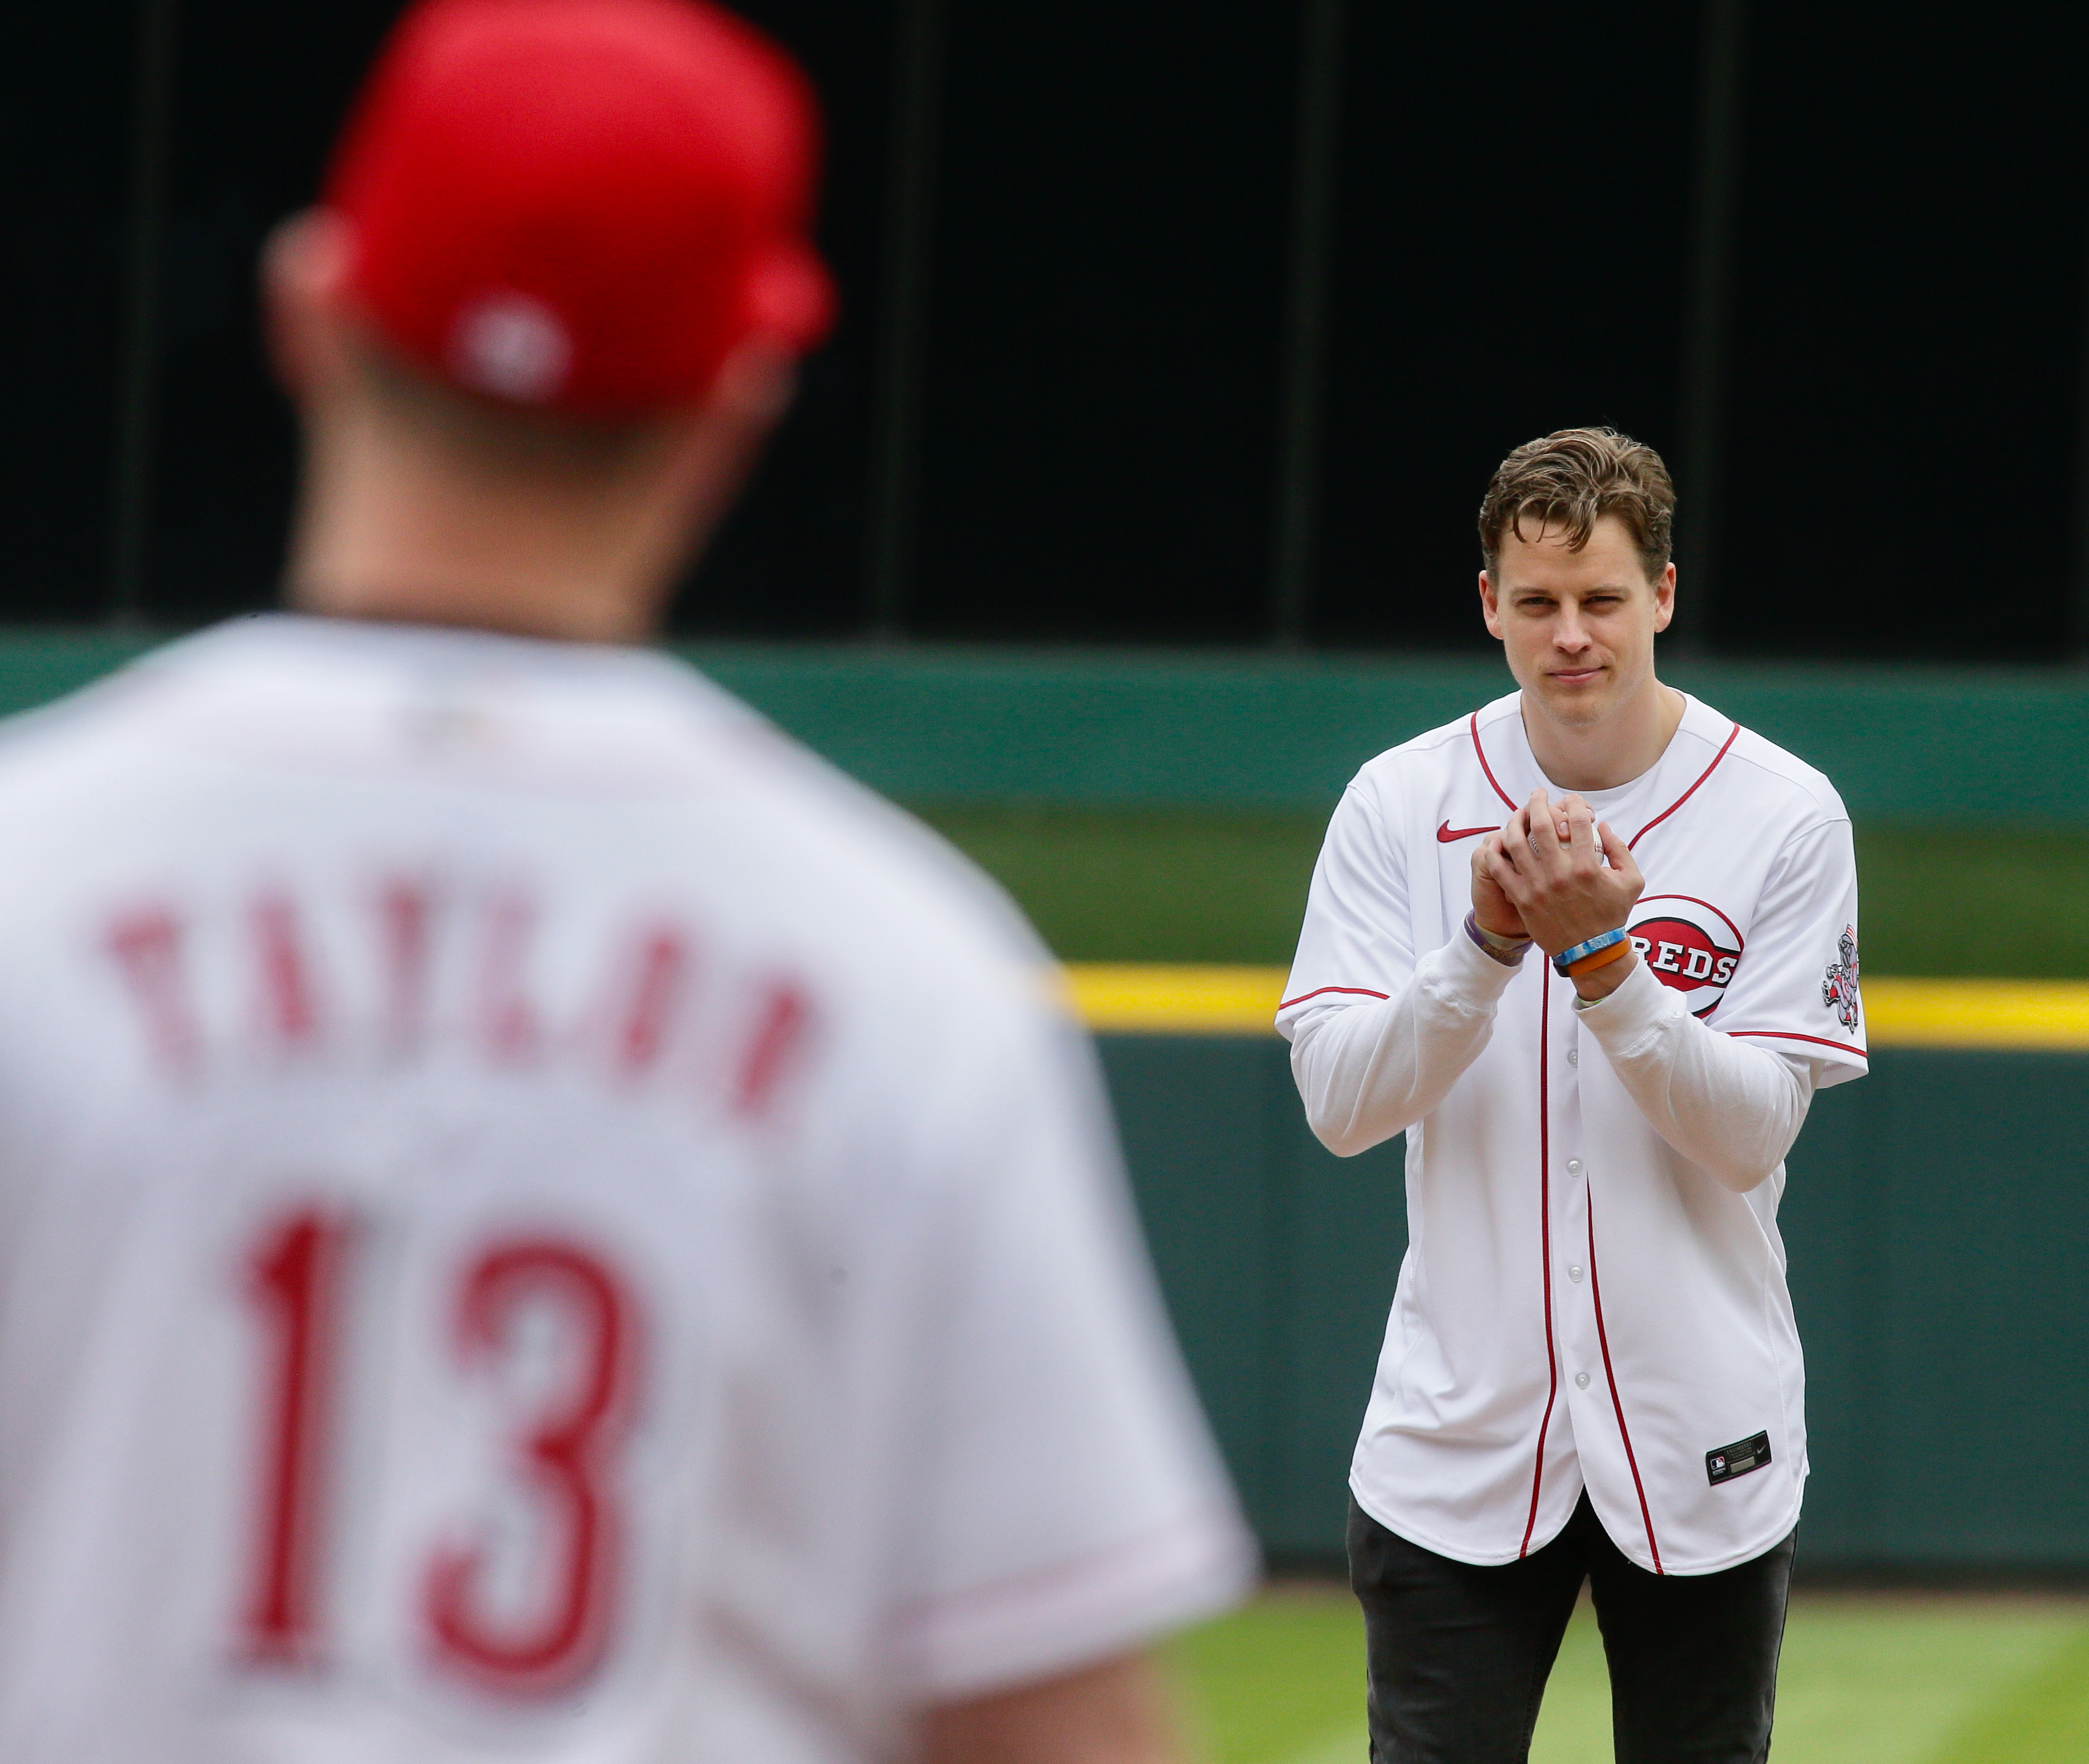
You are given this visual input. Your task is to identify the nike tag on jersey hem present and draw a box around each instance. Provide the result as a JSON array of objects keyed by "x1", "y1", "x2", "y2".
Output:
[{"x1": 1705, "y1": 1431, "x2": 1772, "y2": 1486}]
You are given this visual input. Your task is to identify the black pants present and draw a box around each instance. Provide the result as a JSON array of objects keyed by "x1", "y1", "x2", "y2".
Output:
[{"x1": 1348, "y1": 1493, "x2": 1794, "y2": 1764}]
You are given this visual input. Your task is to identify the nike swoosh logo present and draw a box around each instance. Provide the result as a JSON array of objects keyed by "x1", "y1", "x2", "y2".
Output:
[{"x1": 1437, "y1": 821, "x2": 1499, "y2": 843}]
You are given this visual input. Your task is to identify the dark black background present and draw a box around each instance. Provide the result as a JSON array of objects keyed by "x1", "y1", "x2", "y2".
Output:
[{"x1": 4, "y1": 1, "x2": 2086, "y2": 656}]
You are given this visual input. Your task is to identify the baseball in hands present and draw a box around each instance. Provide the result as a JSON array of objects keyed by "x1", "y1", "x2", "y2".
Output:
[{"x1": 1475, "y1": 789, "x2": 1647, "y2": 998}]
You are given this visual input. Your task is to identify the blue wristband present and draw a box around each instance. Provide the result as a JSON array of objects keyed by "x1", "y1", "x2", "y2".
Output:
[{"x1": 1552, "y1": 927, "x2": 1628, "y2": 976}]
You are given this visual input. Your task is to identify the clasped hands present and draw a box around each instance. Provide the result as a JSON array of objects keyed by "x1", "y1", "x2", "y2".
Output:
[{"x1": 1471, "y1": 789, "x2": 1645, "y2": 999}]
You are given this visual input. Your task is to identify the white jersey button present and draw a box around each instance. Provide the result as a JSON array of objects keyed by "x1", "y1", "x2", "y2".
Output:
[
  {"x1": 1568, "y1": 1264, "x2": 1584, "y2": 1283},
  {"x1": 1567, "y1": 1048, "x2": 1578, "y2": 1067},
  {"x1": 1574, "y1": 1372, "x2": 1591, "y2": 1390},
  {"x1": 1566, "y1": 1158, "x2": 1582, "y2": 1176}
]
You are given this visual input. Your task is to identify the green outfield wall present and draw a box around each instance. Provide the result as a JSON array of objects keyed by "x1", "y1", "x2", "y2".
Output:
[
  {"x1": 1099, "y1": 1036, "x2": 2089, "y2": 1577},
  {"x1": 0, "y1": 631, "x2": 2084, "y2": 824},
  {"x1": 708, "y1": 647, "x2": 2089, "y2": 825}
]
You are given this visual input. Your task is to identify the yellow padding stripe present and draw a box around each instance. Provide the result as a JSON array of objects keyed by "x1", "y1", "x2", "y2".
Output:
[
  {"x1": 1859, "y1": 978, "x2": 2089, "y2": 1049},
  {"x1": 1062, "y1": 964, "x2": 2089, "y2": 1050},
  {"x1": 1063, "y1": 964, "x2": 1293, "y2": 1035}
]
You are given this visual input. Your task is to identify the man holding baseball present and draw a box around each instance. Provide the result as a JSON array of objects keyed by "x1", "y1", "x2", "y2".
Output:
[
  {"x1": 0, "y1": 3, "x2": 1252, "y2": 1758},
  {"x1": 1279, "y1": 429, "x2": 1865, "y2": 1762}
]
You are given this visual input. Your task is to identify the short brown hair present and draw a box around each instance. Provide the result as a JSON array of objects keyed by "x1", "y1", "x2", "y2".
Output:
[{"x1": 1478, "y1": 427, "x2": 1674, "y2": 580}]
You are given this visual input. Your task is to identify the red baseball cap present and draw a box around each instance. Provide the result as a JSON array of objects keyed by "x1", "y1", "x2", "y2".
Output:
[{"x1": 324, "y1": 0, "x2": 833, "y2": 418}]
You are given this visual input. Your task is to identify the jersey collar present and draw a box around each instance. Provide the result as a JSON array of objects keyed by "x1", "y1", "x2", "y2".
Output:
[{"x1": 1472, "y1": 689, "x2": 1737, "y2": 849}]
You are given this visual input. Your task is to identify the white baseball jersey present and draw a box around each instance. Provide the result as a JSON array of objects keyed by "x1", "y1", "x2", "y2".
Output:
[
  {"x1": 0, "y1": 616, "x2": 1251, "y2": 1762},
  {"x1": 1279, "y1": 691, "x2": 1865, "y2": 1576}
]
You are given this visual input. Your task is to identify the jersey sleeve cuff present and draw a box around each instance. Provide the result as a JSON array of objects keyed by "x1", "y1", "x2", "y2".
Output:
[{"x1": 890, "y1": 1502, "x2": 1257, "y2": 1705}]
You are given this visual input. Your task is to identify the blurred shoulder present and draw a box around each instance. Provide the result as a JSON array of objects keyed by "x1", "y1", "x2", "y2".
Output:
[
  {"x1": 0, "y1": 634, "x2": 197, "y2": 812},
  {"x1": 707, "y1": 701, "x2": 1052, "y2": 992}
]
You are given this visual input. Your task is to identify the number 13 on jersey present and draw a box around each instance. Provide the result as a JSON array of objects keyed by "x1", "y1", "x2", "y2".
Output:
[{"x1": 239, "y1": 1205, "x2": 646, "y2": 1698}]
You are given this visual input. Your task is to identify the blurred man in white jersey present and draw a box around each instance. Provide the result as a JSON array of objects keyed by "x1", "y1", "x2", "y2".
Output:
[{"x1": 0, "y1": 3, "x2": 1251, "y2": 1759}]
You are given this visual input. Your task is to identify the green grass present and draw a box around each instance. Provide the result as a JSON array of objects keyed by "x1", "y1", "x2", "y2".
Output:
[
  {"x1": 917, "y1": 806, "x2": 1327, "y2": 965},
  {"x1": 1854, "y1": 827, "x2": 2089, "y2": 979},
  {"x1": 915, "y1": 808, "x2": 2089, "y2": 978},
  {"x1": 1168, "y1": 1588, "x2": 1365, "y2": 1763},
  {"x1": 1168, "y1": 1586, "x2": 2089, "y2": 1763}
]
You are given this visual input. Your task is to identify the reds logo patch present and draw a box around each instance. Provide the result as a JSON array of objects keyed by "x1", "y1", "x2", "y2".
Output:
[
  {"x1": 1628, "y1": 895, "x2": 1743, "y2": 1018},
  {"x1": 1822, "y1": 925, "x2": 1860, "y2": 1030}
]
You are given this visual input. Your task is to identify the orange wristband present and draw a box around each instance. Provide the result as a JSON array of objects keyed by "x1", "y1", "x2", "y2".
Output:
[{"x1": 1565, "y1": 937, "x2": 1632, "y2": 979}]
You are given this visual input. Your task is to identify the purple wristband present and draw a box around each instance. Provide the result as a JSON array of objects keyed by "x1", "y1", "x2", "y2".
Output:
[{"x1": 1464, "y1": 910, "x2": 1532, "y2": 966}]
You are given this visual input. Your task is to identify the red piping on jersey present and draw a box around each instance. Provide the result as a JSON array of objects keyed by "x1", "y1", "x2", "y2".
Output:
[
  {"x1": 1278, "y1": 984, "x2": 1390, "y2": 1010},
  {"x1": 1469, "y1": 713, "x2": 1518, "y2": 813},
  {"x1": 1627, "y1": 722, "x2": 1741, "y2": 850},
  {"x1": 1727, "y1": 1028, "x2": 1868, "y2": 1057},
  {"x1": 1519, "y1": 964, "x2": 1560, "y2": 1559},
  {"x1": 1586, "y1": 1192, "x2": 1663, "y2": 1573}
]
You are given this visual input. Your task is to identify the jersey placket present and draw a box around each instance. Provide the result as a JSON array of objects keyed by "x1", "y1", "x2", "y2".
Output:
[{"x1": 1538, "y1": 962, "x2": 1597, "y2": 1551}]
